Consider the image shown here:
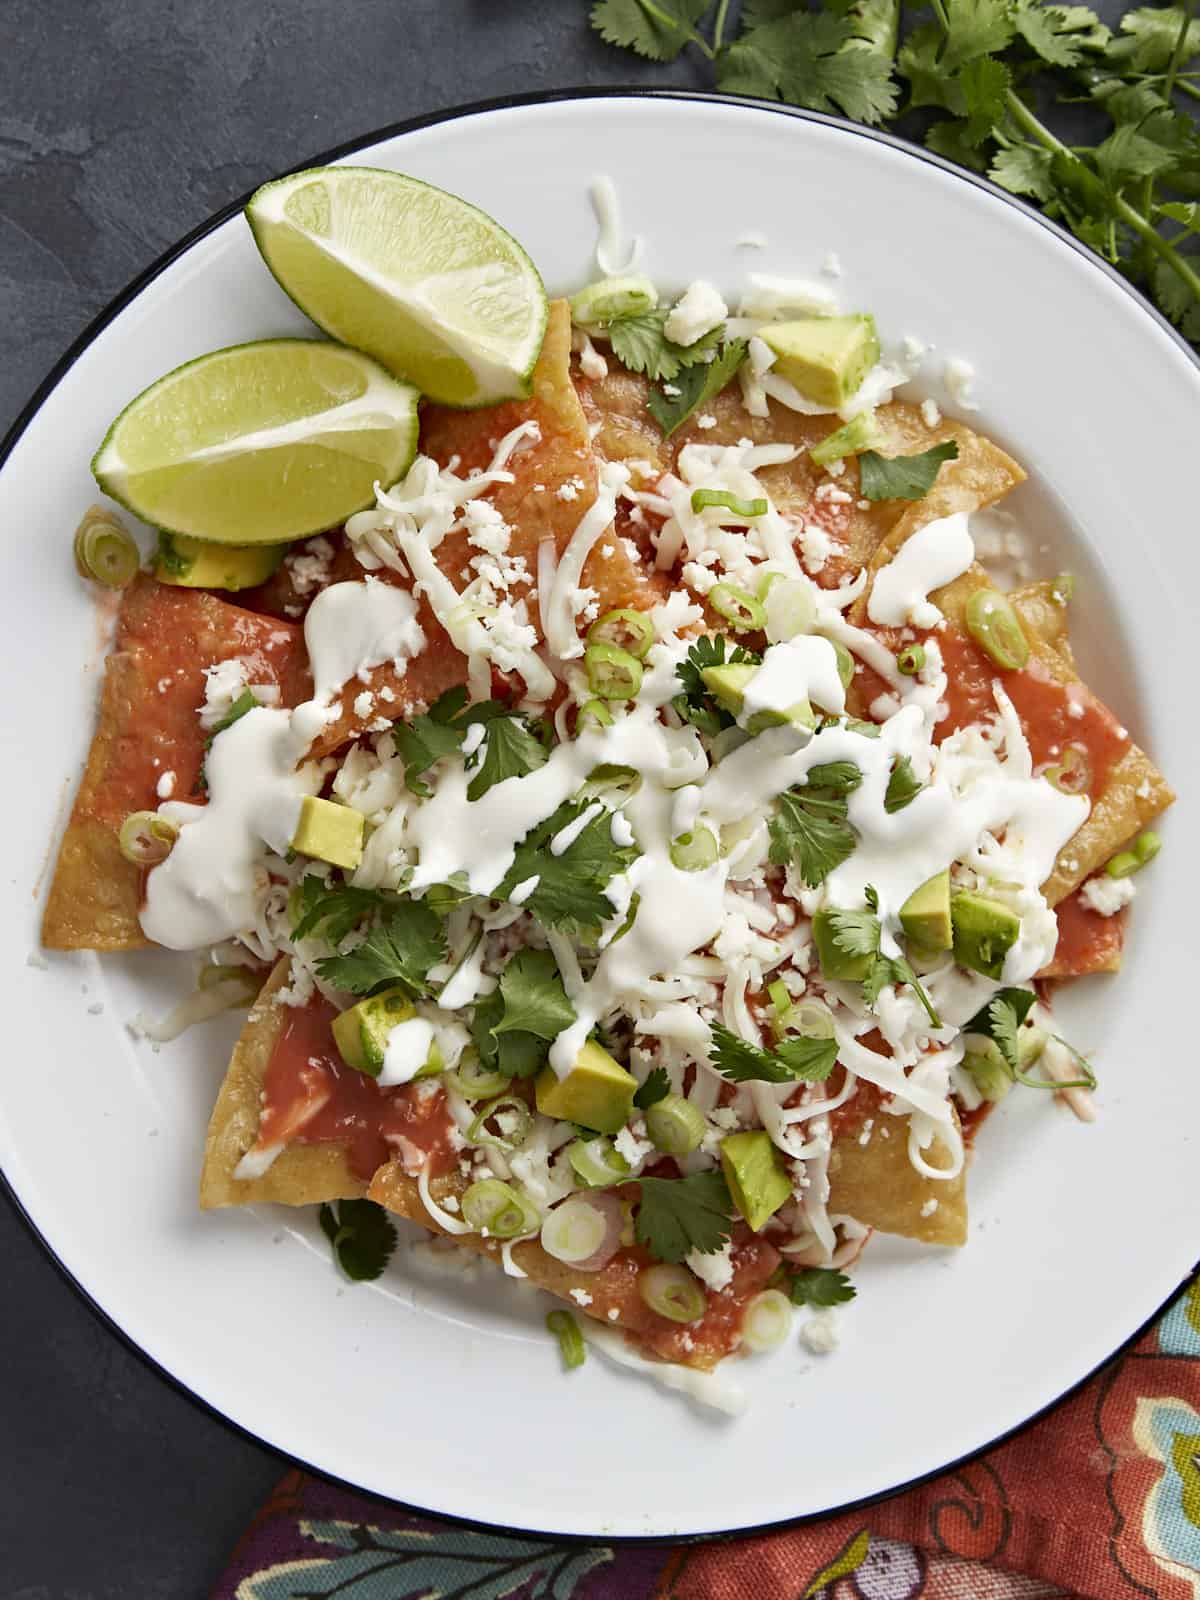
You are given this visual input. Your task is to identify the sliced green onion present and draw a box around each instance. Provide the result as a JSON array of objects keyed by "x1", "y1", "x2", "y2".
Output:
[
  {"x1": 896, "y1": 643, "x2": 926, "y2": 676},
  {"x1": 585, "y1": 641, "x2": 643, "y2": 700},
  {"x1": 831, "y1": 639, "x2": 854, "y2": 690},
  {"x1": 467, "y1": 1095, "x2": 534, "y2": 1153},
  {"x1": 638, "y1": 1263, "x2": 707, "y2": 1323},
  {"x1": 741, "y1": 1288, "x2": 794, "y2": 1351},
  {"x1": 845, "y1": 717, "x2": 881, "y2": 739},
  {"x1": 118, "y1": 810, "x2": 178, "y2": 866},
  {"x1": 1107, "y1": 830, "x2": 1161, "y2": 877},
  {"x1": 73, "y1": 509, "x2": 139, "y2": 588},
  {"x1": 461, "y1": 1178, "x2": 540, "y2": 1238},
  {"x1": 569, "y1": 274, "x2": 658, "y2": 327},
  {"x1": 197, "y1": 964, "x2": 260, "y2": 1002},
  {"x1": 445, "y1": 1051, "x2": 512, "y2": 1101},
  {"x1": 1043, "y1": 744, "x2": 1091, "y2": 796},
  {"x1": 710, "y1": 583, "x2": 766, "y2": 633},
  {"x1": 759, "y1": 577, "x2": 816, "y2": 647},
  {"x1": 767, "y1": 979, "x2": 793, "y2": 1017},
  {"x1": 1050, "y1": 573, "x2": 1075, "y2": 607},
  {"x1": 965, "y1": 589, "x2": 1029, "y2": 671},
  {"x1": 809, "y1": 410, "x2": 883, "y2": 466},
  {"x1": 546, "y1": 1309, "x2": 587, "y2": 1370},
  {"x1": 587, "y1": 607, "x2": 655, "y2": 660},
  {"x1": 690, "y1": 489, "x2": 769, "y2": 519},
  {"x1": 790, "y1": 998, "x2": 837, "y2": 1040},
  {"x1": 567, "y1": 1136, "x2": 631, "y2": 1188},
  {"x1": 669, "y1": 827, "x2": 718, "y2": 872},
  {"x1": 645, "y1": 1093, "x2": 706, "y2": 1156},
  {"x1": 541, "y1": 1195, "x2": 614, "y2": 1265},
  {"x1": 576, "y1": 698, "x2": 614, "y2": 731}
]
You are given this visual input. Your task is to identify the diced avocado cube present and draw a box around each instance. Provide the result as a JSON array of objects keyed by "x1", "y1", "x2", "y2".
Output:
[
  {"x1": 331, "y1": 986, "x2": 415, "y2": 1077},
  {"x1": 155, "y1": 532, "x2": 285, "y2": 591},
  {"x1": 701, "y1": 662, "x2": 814, "y2": 736},
  {"x1": 701, "y1": 662, "x2": 757, "y2": 715},
  {"x1": 720, "y1": 1130, "x2": 791, "y2": 1232},
  {"x1": 809, "y1": 409, "x2": 884, "y2": 466},
  {"x1": 290, "y1": 795, "x2": 365, "y2": 871},
  {"x1": 760, "y1": 315, "x2": 880, "y2": 408},
  {"x1": 951, "y1": 891, "x2": 1021, "y2": 979},
  {"x1": 900, "y1": 870, "x2": 953, "y2": 952},
  {"x1": 812, "y1": 907, "x2": 873, "y2": 981},
  {"x1": 535, "y1": 1040, "x2": 637, "y2": 1134}
]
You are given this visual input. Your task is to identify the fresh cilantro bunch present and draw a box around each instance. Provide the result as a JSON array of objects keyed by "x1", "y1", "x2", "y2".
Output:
[{"x1": 590, "y1": 0, "x2": 1200, "y2": 342}]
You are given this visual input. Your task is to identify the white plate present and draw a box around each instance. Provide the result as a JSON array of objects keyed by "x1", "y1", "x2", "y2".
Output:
[{"x1": 1, "y1": 92, "x2": 1197, "y2": 1539}]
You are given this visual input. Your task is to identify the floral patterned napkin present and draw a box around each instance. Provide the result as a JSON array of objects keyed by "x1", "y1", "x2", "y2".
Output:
[{"x1": 214, "y1": 1279, "x2": 1199, "y2": 1600}]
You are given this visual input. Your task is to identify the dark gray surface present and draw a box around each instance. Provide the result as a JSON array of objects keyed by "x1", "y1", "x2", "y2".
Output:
[{"x1": 0, "y1": 0, "x2": 1152, "y2": 1595}]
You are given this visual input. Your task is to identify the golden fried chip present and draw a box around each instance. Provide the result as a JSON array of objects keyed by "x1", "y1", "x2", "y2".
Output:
[
  {"x1": 199, "y1": 961, "x2": 367, "y2": 1211},
  {"x1": 42, "y1": 580, "x2": 307, "y2": 951},
  {"x1": 828, "y1": 1111, "x2": 967, "y2": 1247}
]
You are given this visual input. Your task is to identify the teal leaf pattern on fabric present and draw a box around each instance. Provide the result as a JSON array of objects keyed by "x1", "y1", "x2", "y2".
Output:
[{"x1": 239, "y1": 1517, "x2": 612, "y2": 1599}]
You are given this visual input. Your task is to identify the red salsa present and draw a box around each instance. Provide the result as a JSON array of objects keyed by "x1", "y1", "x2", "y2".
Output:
[
  {"x1": 1044, "y1": 885, "x2": 1126, "y2": 978},
  {"x1": 256, "y1": 997, "x2": 456, "y2": 1182}
]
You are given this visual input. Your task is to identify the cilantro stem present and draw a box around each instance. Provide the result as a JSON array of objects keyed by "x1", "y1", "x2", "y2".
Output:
[
  {"x1": 1003, "y1": 89, "x2": 1200, "y2": 308},
  {"x1": 711, "y1": 0, "x2": 731, "y2": 55},
  {"x1": 638, "y1": 0, "x2": 715, "y2": 57},
  {"x1": 1138, "y1": 0, "x2": 1195, "y2": 279},
  {"x1": 1179, "y1": 79, "x2": 1200, "y2": 102}
]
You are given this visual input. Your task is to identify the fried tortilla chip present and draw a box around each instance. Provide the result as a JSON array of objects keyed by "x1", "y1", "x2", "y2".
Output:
[
  {"x1": 42, "y1": 580, "x2": 307, "y2": 951},
  {"x1": 828, "y1": 1109, "x2": 967, "y2": 1247},
  {"x1": 579, "y1": 362, "x2": 1024, "y2": 585},
  {"x1": 368, "y1": 1159, "x2": 779, "y2": 1372},
  {"x1": 199, "y1": 960, "x2": 367, "y2": 1210},
  {"x1": 308, "y1": 301, "x2": 663, "y2": 755},
  {"x1": 1040, "y1": 885, "x2": 1125, "y2": 978}
]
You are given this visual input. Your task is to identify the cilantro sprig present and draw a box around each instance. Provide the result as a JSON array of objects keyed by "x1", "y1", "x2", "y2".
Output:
[
  {"x1": 859, "y1": 442, "x2": 960, "y2": 501},
  {"x1": 709, "y1": 1021, "x2": 839, "y2": 1084},
  {"x1": 471, "y1": 947, "x2": 577, "y2": 1079},
  {"x1": 787, "y1": 1267, "x2": 857, "y2": 1307},
  {"x1": 646, "y1": 338, "x2": 750, "y2": 437},
  {"x1": 497, "y1": 798, "x2": 638, "y2": 938},
  {"x1": 768, "y1": 768, "x2": 861, "y2": 889},
  {"x1": 634, "y1": 1065, "x2": 671, "y2": 1108},
  {"x1": 316, "y1": 900, "x2": 446, "y2": 999},
  {"x1": 319, "y1": 1199, "x2": 397, "y2": 1282},
  {"x1": 393, "y1": 688, "x2": 548, "y2": 800},
  {"x1": 589, "y1": 0, "x2": 1200, "y2": 343},
  {"x1": 635, "y1": 1170, "x2": 734, "y2": 1262},
  {"x1": 673, "y1": 633, "x2": 761, "y2": 736},
  {"x1": 962, "y1": 987, "x2": 1098, "y2": 1089},
  {"x1": 822, "y1": 903, "x2": 943, "y2": 1027}
]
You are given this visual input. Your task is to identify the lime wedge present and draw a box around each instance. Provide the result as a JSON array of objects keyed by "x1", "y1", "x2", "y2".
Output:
[
  {"x1": 246, "y1": 166, "x2": 548, "y2": 409},
  {"x1": 92, "y1": 339, "x2": 419, "y2": 545}
]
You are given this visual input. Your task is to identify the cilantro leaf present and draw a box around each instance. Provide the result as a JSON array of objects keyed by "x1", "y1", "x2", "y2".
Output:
[
  {"x1": 634, "y1": 1066, "x2": 671, "y2": 1109},
  {"x1": 607, "y1": 309, "x2": 723, "y2": 382},
  {"x1": 497, "y1": 800, "x2": 638, "y2": 938},
  {"x1": 858, "y1": 441, "x2": 960, "y2": 500},
  {"x1": 290, "y1": 874, "x2": 387, "y2": 944},
  {"x1": 710, "y1": 1021, "x2": 838, "y2": 1084},
  {"x1": 635, "y1": 1171, "x2": 733, "y2": 1263},
  {"x1": 466, "y1": 714, "x2": 548, "y2": 801},
  {"x1": 590, "y1": 0, "x2": 710, "y2": 61},
  {"x1": 768, "y1": 790, "x2": 858, "y2": 888},
  {"x1": 939, "y1": 0, "x2": 1016, "y2": 69},
  {"x1": 963, "y1": 986, "x2": 1037, "y2": 1071},
  {"x1": 787, "y1": 1267, "x2": 856, "y2": 1307},
  {"x1": 316, "y1": 901, "x2": 446, "y2": 999},
  {"x1": 1013, "y1": 0, "x2": 1109, "y2": 67},
  {"x1": 719, "y1": 9, "x2": 899, "y2": 125},
  {"x1": 393, "y1": 687, "x2": 469, "y2": 796},
  {"x1": 990, "y1": 140, "x2": 1058, "y2": 203},
  {"x1": 805, "y1": 761, "x2": 863, "y2": 796},
  {"x1": 825, "y1": 906, "x2": 882, "y2": 959},
  {"x1": 959, "y1": 55, "x2": 1012, "y2": 147},
  {"x1": 319, "y1": 1199, "x2": 397, "y2": 1282},
  {"x1": 1105, "y1": 5, "x2": 1200, "y2": 73},
  {"x1": 493, "y1": 948, "x2": 577, "y2": 1040},
  {"x1": 470, "y1": 989, "x2": 546, "y2": 1079},
  {"x1": 884, "y1": 756, "x2": 924, "y2": 813},
  {"x1": 647, "y1": 340, "x2": 749, "y2": 438}
]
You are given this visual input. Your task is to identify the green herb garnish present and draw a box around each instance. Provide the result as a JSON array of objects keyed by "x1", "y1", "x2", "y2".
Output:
[
  {"x1": 319, "y1": 1199, "x2": 398, "y2": 1282},
  {"x1": 787, "y1": 1267, "x2": 857, "y2": 1307},
  {"x1": 635, "y1": 1170, "x2": 734, "y2": 1262},
  {"x1": 316, "y1": 900, "x2": 446, "y2": 999},
  {"x1": 858, "y1": 441, "x2": 960, "y2": 501},
  {"x1": 709, "y1": 1021, "x2": 839, "y2": 1084}
]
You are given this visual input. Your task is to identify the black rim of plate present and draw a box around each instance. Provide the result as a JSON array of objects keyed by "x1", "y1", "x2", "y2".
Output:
[{"x1": 2, "y1": 87, "x2": 1197, "y2": 1547}]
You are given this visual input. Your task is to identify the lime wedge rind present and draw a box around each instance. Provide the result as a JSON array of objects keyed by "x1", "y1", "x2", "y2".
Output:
[
  {"x1": 92, "y1": 337, "x2": 419, "y2": 546},
  {"x1": 245, "y1": 166, "x2": 549, "y2": 410}
]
